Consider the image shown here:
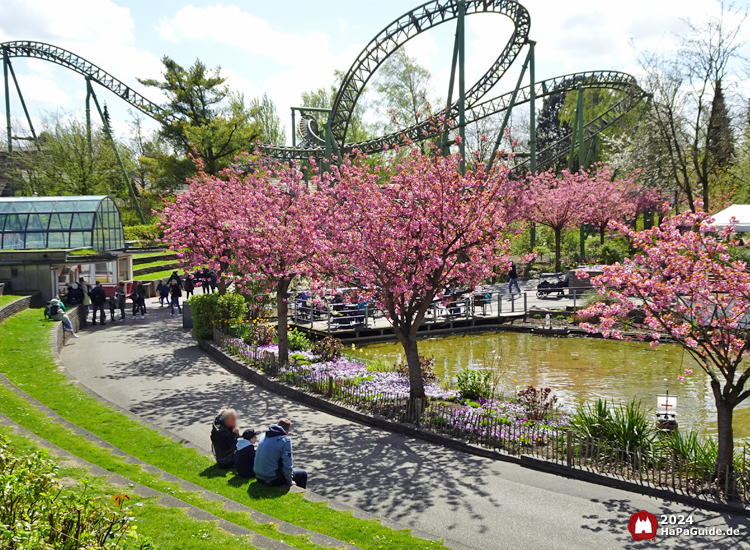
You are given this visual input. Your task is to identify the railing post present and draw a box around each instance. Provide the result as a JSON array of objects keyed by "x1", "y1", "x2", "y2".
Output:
[
  {"x1": 511, "y1": 294, "x2": 515, "y2": 313},
  {"x1": 328, "y1": 374, "x2": 333, "y2": 397},
  {"x1": 327, "y1": 309, "x2": 331, "y2": 334},
  {"x1": 364, "y1": 304, "x2": 369, "y2": 328},
  {"x1": 523, "y1": 292, "x2": 527, "y2": 315},
  {"x1": 573, "y1": 291, "x2": 577, "y2": 312},
  {"x1": 566, "y1": 430, "x2": 573, "y2": 468}
]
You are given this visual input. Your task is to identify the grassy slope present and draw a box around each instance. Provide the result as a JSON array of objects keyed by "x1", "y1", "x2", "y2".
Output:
[
  {"x1": 0, "y1": 309, "x2": 444, "y2": 550},
  {"x1": 0, "y1": 294, "x2": 24, "y2": 308},
  {"x1": 134, "y1": 259, "x2": 180, "y2": 270},
  {"x1": 0, "y1": 427, "x2": 258, "y2": 550}
]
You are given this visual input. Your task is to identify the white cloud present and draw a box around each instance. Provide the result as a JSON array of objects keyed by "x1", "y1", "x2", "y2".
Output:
[{"x1": 159, "y1": 4, "x2": 329, "y2": 65}]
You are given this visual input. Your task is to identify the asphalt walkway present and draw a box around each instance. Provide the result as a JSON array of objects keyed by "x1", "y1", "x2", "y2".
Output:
[{"x1": 61, "y1": 298, "x2": 750, "y2": 550}]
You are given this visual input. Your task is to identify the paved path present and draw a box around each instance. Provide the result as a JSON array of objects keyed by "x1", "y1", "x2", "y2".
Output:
[{"x1": 61, "y1": 298, "x2": 750, "y2": 550}]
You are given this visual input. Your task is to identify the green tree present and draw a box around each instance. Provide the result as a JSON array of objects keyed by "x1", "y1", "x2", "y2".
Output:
[
  {"x1": 138, "y1": 57, "x2": 262, "y2": 175},
  {"x1": 707, "y1": 79, "x2": 735, "y2": 170},
  {"x1": 250, "y1": 93, "x2": 286, "y2": 146},
  {"x1": 374, "y1": 50, "x2": 433, "y2": 132}
]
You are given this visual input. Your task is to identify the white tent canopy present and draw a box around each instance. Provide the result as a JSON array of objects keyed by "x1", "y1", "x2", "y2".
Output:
[{"x1": 711, "y1": 204, "x2": 750, "y2": 233}]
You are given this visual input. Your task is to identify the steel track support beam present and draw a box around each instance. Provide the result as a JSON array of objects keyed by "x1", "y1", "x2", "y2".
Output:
[
  {"x1": 3, "y1": 46, "x2": 11, "y2": 153},
  {"x1": 529, "y1": 40, "x2": 537, "y2": 249},
  {"x1": 6, "y1": 59, "x2": 40, "y2": 151},
  {"x1": 85, "y1": 76, "x2": 93, "y2": 169},
  {"x1": 291, "y1": 108, "x2": 296, "y2": 148},
  {"x1": 442, "y1": 31, "x2": 460, "y2": 154},
  {"x1": 577, "y1": 83, "x2": 585, "y2": 170},
  {"x1": 487, "y1": 45, "x2": 531, "y2": 175},
  {"x1": 87, "y1": 79, "x2": 145, "y2": 223},
  {"x1": 457, "y1": 0, "x2": 466, "y2": 174}
]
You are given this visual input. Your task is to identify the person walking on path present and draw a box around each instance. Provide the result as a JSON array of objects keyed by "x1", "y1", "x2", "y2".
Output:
[
  {"x1": 80, "y1": 278, "x2": 91, "y2": 316},
  {"x1": 170, "y1": 281, "x2": 183, "y2": 316},
  {"x1": 508, "y1": 262, "x2": 521, "y2": 298},
  {"x1": 89, "y1": 282, "x2": 107, "y2": 325},
  {"x1": 184, "y1": 275, "x2": 194, "y2": 299},
  {"x1": 158, "y1": 280, "x2": 170, "y2": 307},
  {"x1": 136, "y1": 281, "x2": 147, "y2": 314},
  {"x1": 115, "y1": 282, "x2": 127, "y2": 321},
  {"x1": 45, "y1": 296, "x2": 78, "y2": 338},
  {"x1": 169, "y1": 270, "x2": 183, "y2": 289},
  {"x1": 211, "y1": 409, "x2": 239, "y2": 468},
  {"x1": 254, "y1": 418, "x2": 308, "y2": 489},
  {"x1": 131, "y1": 285, "x2": 146, "y2": 320}
]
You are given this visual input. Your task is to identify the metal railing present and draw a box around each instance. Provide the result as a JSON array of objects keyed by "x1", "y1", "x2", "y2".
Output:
[
  {"x1": 214, "y1": 326, "x2": 749, "y2": 506},
  {"x1": 290, "y1": 285, "x2": 597, "y2": 333}
]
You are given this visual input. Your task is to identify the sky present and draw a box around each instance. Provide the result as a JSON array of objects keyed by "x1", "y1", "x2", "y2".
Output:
[{"x1": 0, "y1": 0, "x2": 748, "y2": 146}]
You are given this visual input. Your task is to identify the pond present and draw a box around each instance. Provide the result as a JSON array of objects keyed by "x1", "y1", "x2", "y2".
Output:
[{"x1": 353, "y1": 331, "x2": 750, "y2": 440}]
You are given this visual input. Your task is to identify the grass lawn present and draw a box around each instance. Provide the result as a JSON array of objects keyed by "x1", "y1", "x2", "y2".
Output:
[
  {"x1": 140, "y1": 267, "x2": 189, "y2": 281},
  {"x1": 0, "y1": 309, "x2": 446, "y2": 550},
  {"x1": 134, "y1": 259, "x2": 180, "y2": 270},
  {"x1": 132, "y1": 251, "x2": 172, "y2": 259},
  {"x1": 0, "y1": 294, "x2": 24, "y2": 308},
  {"x1": 0, "y1": 427, "x2": 258, "y2": 550}
]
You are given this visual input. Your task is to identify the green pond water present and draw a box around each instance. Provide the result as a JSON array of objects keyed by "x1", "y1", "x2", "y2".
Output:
[{"x1": 353, "y1": 331, "x2": 750, "y2": 440}]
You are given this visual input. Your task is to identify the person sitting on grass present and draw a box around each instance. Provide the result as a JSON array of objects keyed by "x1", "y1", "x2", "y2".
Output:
[
  {"x1": 44, "y1": 296, "x2": 78, "y2": 338},
  {"x1": 211, "y1": 409, "x2": 239, "y2": 468},
  {"x1": 235, "y1": 429, "x2": 258, "y2": 478},
  {"x1": 254, "y1": 418, "x2": 307, "y2": 489}
]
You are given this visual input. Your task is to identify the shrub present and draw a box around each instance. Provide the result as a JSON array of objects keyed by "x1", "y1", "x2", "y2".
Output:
[
  {"x1": 287, "y1": 329, "x2": 312, "y2": 351},
  {"x1": 312, "y1": 336, "x2": 344, "y2": 362},
  {"x1": 395, "y1": 354, "x2": 437, "y2": 382},
  {"x1": 123, "y1": 223, "x2": 163, "y2": 245},
  {"x1": 516, "y1": 386, "x2": 558, "y2": 421},
  {"x1": 0, "y1": 435, "x2": 152, "y2": 549},
  {"x1": 599, "y1": 241, "x2": 627, "y2": 265},
  {"x1": 244, "y1": 323, "x2": 276, "y2": 347},
  {"x1": 658, "y1": 430, "x2": 718, "y2": 478},
  {"x1": 191, "y1": 292, "x2": 246, "y2": 340},
  {"x1": 455, "y1": 368, "x2": 492, "y2": 401}
]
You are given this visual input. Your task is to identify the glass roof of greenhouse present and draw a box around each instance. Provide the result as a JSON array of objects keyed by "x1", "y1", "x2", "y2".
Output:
[{"x1": 0, "y1": 196, "x2": 125, "y2": 251}]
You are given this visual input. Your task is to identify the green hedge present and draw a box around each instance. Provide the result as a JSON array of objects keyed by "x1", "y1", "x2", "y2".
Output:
[
  {"x1": 190, "y1": 293, "x2": 246, "y2": 340},
  {"x1": 123, "y1": 223, "x2": 164, "y2": 245}
]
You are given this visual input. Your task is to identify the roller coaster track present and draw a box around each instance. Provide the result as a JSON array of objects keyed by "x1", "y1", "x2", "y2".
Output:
[
  {"x1": 2, "y1": 0, "x2": 647, "y2": 171},
  {"x1": 1, "y1": 41, "x2": 165, "y2": 120}
]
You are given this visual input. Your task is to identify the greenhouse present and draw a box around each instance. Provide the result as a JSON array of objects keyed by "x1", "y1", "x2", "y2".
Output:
[{"x1": 0, "y1": 195, "x2": 125, "y2": 251}]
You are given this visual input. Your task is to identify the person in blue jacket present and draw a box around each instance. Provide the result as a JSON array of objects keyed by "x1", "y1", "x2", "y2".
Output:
[
  {"x1": 235, "y1": 429, "x2": 258, "y2": 478},
  {"x1": 253, "y1": 418, "x2": 307, "y2": 488}
]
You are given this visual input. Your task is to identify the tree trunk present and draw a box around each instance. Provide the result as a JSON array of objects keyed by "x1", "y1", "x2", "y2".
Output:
[
  {"x1": 554, "y1": 228, "x2": 562, "y2": 273},
  {"x1": 600, "y1": 224, "x2": 606, "y2": 245},
  {"x1": 276, "y1": 279, "x2": 290, "y2": 369},
  {"x1": 714, "y1": 391, "x2": 735, "y2": 484},
  {"x1": 394, "y1": 326, "x2": 426, "y2": 401}
]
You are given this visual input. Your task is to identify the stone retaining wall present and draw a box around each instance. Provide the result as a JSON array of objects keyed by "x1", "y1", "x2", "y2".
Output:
[
  {"x1": 54, "y1": 305, "x2": 87, "y2": 352},
  {"x1": 0, "y1": 295, "x2": 33, "y2": 324}
]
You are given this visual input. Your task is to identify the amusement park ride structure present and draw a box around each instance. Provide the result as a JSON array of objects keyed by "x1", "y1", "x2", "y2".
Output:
[{"x1": 1, "y1": 0, "x2": 648, "y2": 224}]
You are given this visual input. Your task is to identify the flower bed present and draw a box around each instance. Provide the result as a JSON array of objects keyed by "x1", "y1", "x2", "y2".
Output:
[{"x1": 221, "y1": 337, "x2": 568, "y2": 448}]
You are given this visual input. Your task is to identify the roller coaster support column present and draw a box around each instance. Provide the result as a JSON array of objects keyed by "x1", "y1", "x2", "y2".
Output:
[
  {"x1": 487, "y1": 44, "x2": 531, "y2": 175},
  {"x1": 85, "y1": 77, "x2": 93, "y2": 167},
  {"x1": 86, "y1": 78, "x2": 146, "y2": 223},
  {"x1": 2, "y1": 49, "x2": 39, "y2": 152},
  {"x1": 441, "y1": 32, "x2": 459, "y2": 155},
  {"x1": 3, "y1": 46, "x2": 10, "y2": 153},
  {"x1": 528, "y1": 40, "x2": 537, "y2": 249},
  {"x1": 457, "y1": 0, "x2": 466, "y2": 174}
]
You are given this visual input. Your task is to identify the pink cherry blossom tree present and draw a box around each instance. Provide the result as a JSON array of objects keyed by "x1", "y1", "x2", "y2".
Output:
[
  {"x1": 525, "y1": 169, "x2": 589, "y2": 272},
  {"x1": 316, "y1": 146, "x2": 519, "y2": 400},
  {"x1": 578, "y1": 209, "x2": 750, "y2": 477},
  {"x1": 228, "y1": 156, "x2": 322, "y2": 367},
  {"x1": 578, "y1": 166, "x2": 638, "y2": 245},
  {"x1": 159, "y1": 160, "x2": 244, "y2": 293}
]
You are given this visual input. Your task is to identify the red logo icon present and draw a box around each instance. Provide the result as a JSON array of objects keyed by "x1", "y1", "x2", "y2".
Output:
[{"x1": 628, "y1": 511, "x2": 658, "y2": 541}]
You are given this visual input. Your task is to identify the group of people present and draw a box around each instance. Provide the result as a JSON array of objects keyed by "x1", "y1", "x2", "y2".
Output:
[
  {"x1": 210, "y1": 409, "x2": 308, "y2": 489},
  {"x1": 156, "y1": 271, "x2": 189, "y2": 316},
  {"x1": 62, "y1": 277, "x2": 151, "y2": 326}
]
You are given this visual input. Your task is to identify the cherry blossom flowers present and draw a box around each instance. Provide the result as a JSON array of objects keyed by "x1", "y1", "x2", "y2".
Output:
[{"x1": 577, "y1": 207, "x2": 750, "y2": 473}]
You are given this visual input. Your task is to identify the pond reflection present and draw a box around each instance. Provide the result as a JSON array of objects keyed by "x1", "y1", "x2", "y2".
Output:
[{"x1": 353, "y1": 331, "x2": 750, "y2": 440}]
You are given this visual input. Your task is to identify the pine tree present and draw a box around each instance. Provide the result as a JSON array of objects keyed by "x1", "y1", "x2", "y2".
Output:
[{"x1": 707, "y1": 79, "x2": 735, "y2": 169}]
